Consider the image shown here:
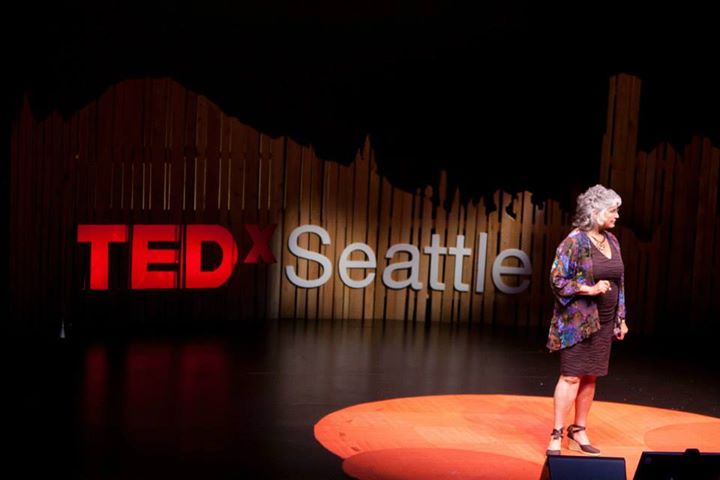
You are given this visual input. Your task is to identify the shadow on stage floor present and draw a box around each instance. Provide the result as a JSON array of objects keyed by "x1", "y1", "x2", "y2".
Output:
[{"x1": 7, "y1": 318, "x2": 719, "y2": 479}]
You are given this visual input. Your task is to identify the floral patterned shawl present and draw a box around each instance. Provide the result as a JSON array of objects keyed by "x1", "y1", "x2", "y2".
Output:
[{"x1": 546, "y1": 228, "x2": 626, "y2": 351}]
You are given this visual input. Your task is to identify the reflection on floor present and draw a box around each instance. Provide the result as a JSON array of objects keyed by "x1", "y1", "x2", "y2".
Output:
[{"x1": 8, "y1": 319, "x2": 720, "y2": 479}]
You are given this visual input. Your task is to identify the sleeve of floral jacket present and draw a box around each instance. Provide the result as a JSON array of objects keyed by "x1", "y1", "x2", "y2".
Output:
[
  {"x1": 546, "y1": 230, "x2": 600, "y2": 351},
  {"x1": 549, "y1": 233, "x2": 588, "y2": 306}
]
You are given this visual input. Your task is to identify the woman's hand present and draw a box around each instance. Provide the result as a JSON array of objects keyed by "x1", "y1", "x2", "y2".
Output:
[
  {"x1": 615, "y1": 320, "x2": 629, "y2": 340},
  {"x1": 591, "y1": 280, "x2": 611, "y2": 295},
  {"x1": 577, "y1": 280, "x2": 611, "y2": 296}
]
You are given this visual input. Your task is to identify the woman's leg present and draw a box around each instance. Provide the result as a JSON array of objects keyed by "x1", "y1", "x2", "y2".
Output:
[
  {"x1": 572, "y1": 375, "x2": 597, "y2": 444},
  {"x1": 548, "y1": 375, "x2": 581, "y2": 450}
]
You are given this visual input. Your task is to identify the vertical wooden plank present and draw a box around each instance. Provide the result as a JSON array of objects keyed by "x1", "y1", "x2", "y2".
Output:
[
  {"x1": 710, "y1": 148, "x2": 720, "y2": 323},
  {"x1": 529, "y1": 199, "x2": 546, "y2": 333},
  {"x1": 119, "y1": 83, "x2": 143, "y2": 306},
  {"x1": 105, "y1": 83, "x2": 122, "y2": 319},
  {"x1": 363, "y1": 143, "x2": 381, "y2": 323},
  {"x1": 441, "y1": 187, "x2": 460, "y2": 322},
  {"x1": 167, "y1": 82, "x2": 186, "y2": 218},
  {"x1": 495, "y1": 191, "x2": 516, "y2": 326},
  {"x1": 174, "y1": 90, "x2": 196, "y2": 322},
  {"x1": 541, "y1": 201, "x2": 555, "y2": 329},
  {"x1": 349, "y1": 148, "x2": 370, "y2": 319},
  {"x1": 632, "y1": 151, "x2": 647, "y2": 233},
  {"x1": 187, "y1": 92, "x2": 209, "y2": 322},
  {"x1": 470, "y1": 196, "x2": 488, "y2": 324},
  {"x1": 182, "y1": 92, "x2": 199, "y2": 217},
  {"x1": 194, "y1": 95, "x2": 209, "y2": 215},
  {"x1": 430, "y1": 172, "x2": 447, "y2": 323},
  {"x1": 373, "y1": 177, "x2": 393, "y2": 320},
  {"x1": 642, "y1": 234, "x2": 658, "y2": 336},
  {"x1": 140, "y1": 80, "x2": 152, "y2": 217},
  {"x1": 319, "y1": 160, "x2": 338, "y2": 319},
  {"x1": 99, "y1": 83, "x2": 118, "y2": 217},
  {"x1": 397, "y1": 189, "x2": 413, "y2": 321},
  {"x1": 294, "y1": 146, "x2": 311, "y2": 318},
  {"x1": 542, "y1": 199, "x2": 564, "y2": 329},
  {"x1": 655, "y1": 144, "x2": 675, "y2": 331},
  {"x1": 668, "y1": 145, "x2": 690, "y2": 329},
  {"x1": 482, "y1": 191, "x2": 500, "y2": 326},
  {"x1": 250, "y1": 131, "x2": 270, "y2": 319},
  {"x1": 36, "y1": 111, "x2": 49, "y2": 321},
  {"x1": 43, "y1": 111, "x2": 61, "y2": 322},
  {"x1": 336, "y1": 160, "x2": 354, "y2": 319},
  {"x1": 217, "y1": 115, "x2": 231, "y2": 224},
  {"x1": 146, "y1": 81, "x2": 164, "y2": 321},
  {"x1": 242, "y1": 126, "x2": 261, "y2": 319},
  {"x1": 156, "y1": 82, "x2": 182, "y2": 319},
  {"x1": 149, "y1": 79, "x2": 168, "y2": 219},
  {"x1": 59, "y1": 110, "x2": 79, "y2": 325},
  {"x1": 507, "y1": 191, "x2": 525, "y2": 326},
  {"x1": 690, "y1": 138, "x2": 714, "y2": 327},
  {"x1": 643, "y1": 148, "x2": 658, "y2": 234},
  {"x1": 266, "y1": 136, "x2": 286, "y2": 319},
  {"x1": 651, "y1": 145, "x2": 665, "y2": 228},
  {"x1": 450, "y1": 202, "x2": 465, "y2": 322},
  {"x1": 306, "y1": 148, "x2": 323, "y2": 320},
  {"x1": 203, "y1": 100, "x2": 221, "y2": 223},
  {"x1": 408, "y1": 188, "x2": 424, "y2": 322},
  {"x1": 28, "y1": 106, "x2": 43, "y2": 323},
  {"x1": 416, "y1": 186, "x2": 433, "y2": 323},
  {"x1": 280, "y1": 139, "x2": 302, "y2": 318},
  {"x1": 115, "y1": 84, "x2": 134, "y2": 219},
  {"x1": 517, "y1": 191, "x2": 534, "y2": 329},
  {"x1": 74, "y1": 101, "x2": 91, "y2": 308},
  {"x1": 458, "y1": 199, "x2": 475, "y2": 323},
  {"x1": 643, "y1": 145, "x2": 662, "y2": 331},
  {"x1": 255, "y1": 133, "x2": 273, "y2": 318},
  {"x1": 681, "y1": 137, "x2": 702, "y2": 331},
  {"x1": 227, "y1": 118, "x2": 246, "y2": 321},
  {"x1": 384, "y1": 187, "x2": 403, "y2": 321},
  {"x1": 61, "y1": 109, "x2": 74, "y2": 324},
  {"x1": 26, "y1": 106, "x2": 39, "y2": 315}
]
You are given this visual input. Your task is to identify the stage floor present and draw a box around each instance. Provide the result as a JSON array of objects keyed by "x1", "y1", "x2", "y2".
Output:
[
  {"x1": 8, "y1": 319, "x2": 720, "y2": 479},
  {"x1": 316, "y1": 393, "x2": 720, "y2": 479}
]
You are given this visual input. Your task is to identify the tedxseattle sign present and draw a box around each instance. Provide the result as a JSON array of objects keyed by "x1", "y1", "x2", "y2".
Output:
[{"x1": 78, "y1": 224, "x2": 532, "y2": 294}]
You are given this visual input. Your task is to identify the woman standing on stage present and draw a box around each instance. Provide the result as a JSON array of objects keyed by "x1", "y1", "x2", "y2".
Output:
[{"x1": 545, "y1": 184, "x2": 629, "y2": 456}]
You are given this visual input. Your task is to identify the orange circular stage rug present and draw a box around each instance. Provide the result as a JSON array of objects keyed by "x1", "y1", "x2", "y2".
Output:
[{"x1": 314, "y1": 394, "x2": 720, "y2": 479}]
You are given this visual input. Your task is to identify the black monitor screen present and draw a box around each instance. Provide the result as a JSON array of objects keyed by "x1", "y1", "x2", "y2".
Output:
[{"x1": 634, "y1": 450, "x2": 720, "y2": 480}]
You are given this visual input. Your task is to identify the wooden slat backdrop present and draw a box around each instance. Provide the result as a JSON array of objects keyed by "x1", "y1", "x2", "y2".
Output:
[
  {"x1": 9, "y1": 76, "x2": 720, "y2": 333},
  {"x1": 600, "y1": 74, "x2": 720, "y2": 336}
]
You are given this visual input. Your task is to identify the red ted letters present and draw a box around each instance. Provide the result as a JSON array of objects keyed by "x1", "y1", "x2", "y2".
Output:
[{"x1": 77, "y1": 224, "x2": 276, "y2": 290}]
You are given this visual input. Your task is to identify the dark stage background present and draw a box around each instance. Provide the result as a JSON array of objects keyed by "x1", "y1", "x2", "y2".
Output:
[
  {"x1": 5, "y1": 2, "x2": 720, "y2": 479},
  {"x1": 6, "y1": 1, "x2": 720, "y2": 205},
  {"x1": 6, "y1": 1, "x2": 720, "y2": 339}
]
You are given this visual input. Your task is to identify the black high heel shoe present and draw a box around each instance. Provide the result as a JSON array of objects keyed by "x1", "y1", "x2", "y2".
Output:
[
  {"x1": 546, "y1": 427, "x2": 563, "y2": 456},
  {"x1": 567, "y1": 424, "x2": 601, "y2": 455}
]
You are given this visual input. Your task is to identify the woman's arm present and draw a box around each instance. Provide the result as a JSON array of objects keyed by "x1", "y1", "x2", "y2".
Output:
[{"x1": 550, "y1": 236, "x2": 609, "y2": 305}]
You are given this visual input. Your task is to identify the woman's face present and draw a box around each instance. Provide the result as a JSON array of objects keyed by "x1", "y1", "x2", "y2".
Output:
[{"x1": 597, "y1": 206, "x2": 620, "y2": 229}]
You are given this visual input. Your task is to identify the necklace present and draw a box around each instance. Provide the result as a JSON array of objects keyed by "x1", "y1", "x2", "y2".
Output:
[{"x1": 589, "y1": 232, "x2": 607, "y2": 248}]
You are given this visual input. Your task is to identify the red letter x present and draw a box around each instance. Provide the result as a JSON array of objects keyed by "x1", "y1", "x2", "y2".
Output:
[{"x1": 243, "y1": 224, "x2": 277, "y2": 264}]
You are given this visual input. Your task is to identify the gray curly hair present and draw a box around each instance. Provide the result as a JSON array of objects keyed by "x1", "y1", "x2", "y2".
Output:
[{"x1": 572, "y1": 184, "x2": 622, "y2": 231}]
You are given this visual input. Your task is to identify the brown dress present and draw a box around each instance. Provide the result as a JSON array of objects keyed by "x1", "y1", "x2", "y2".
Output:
[{"x1": 560, "y1": 235, "x2": 624, "y2": 377}]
